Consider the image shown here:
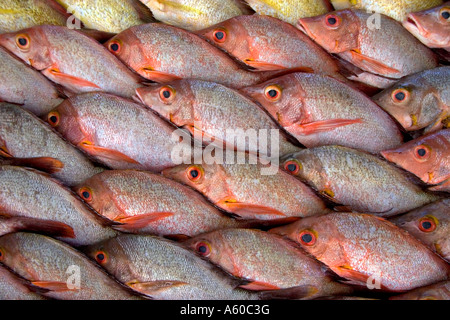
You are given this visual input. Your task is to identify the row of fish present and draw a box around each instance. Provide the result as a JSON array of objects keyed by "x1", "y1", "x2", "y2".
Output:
[{"x1": 0, "y1": 0, "x2": 449, "y2": 300}]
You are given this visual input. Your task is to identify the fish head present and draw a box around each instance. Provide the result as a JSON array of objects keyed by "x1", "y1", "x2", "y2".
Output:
[
  {"x1": 135, "y1": 81, "x2": 195, "y2": 126},
  {"x1": 84, "y1": 237, "x2": 125, "y2": 274},
  {"x1": 0, "y1": 26, "x2": 52, "y2": 71},
  {"x1": 104, "y1": 28, "x2": 145, "y2": 72},
  {"x1": 241, "y1": 74, "x2": 306, "y2": 127},
  {"x1": 402, "y1": 4, "x2": 450, "y2": 48},
  {"x1": 297, "y1": 9, "x2": 360, "y2": 53},
  {"x1": 196, "y1": 18, "x2": 248, "y2": 58},
  {"x1": 45, "y1": 99, "x2": 87, "y2": 146}
]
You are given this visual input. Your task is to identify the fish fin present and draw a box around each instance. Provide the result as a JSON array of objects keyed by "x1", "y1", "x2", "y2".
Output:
[
  {"x1": 129, "y1": 0, "x2": 155, "y2": 22},
  {"x1": 291, "y1": 118, "x2": 364, "y2": 136},
  {"x1": 239, "y1": 281, "x2": 280, "y2": 291},
  {"x1": 350, "y1": 50, "x2": 400, "y2": 75},
  {"x1": 0, "y1": 140, "x2": 12, "y2": 157},
  {"x1": 127, "y1": 280, "x2": 188, "y2": 295},
  {"x1": 428, "y1": 179, "x2": 450, "y2": 192},
  {"x1": 333, "y1": 205, "x2": 353, "y2": 212},
  {"x1": 7, "y1": 216, "x2": 75, "y2": 238},
  {"x1": 0, "y1": 157, "x2": 64, "y2": 174},
  {"x1": 219, "y1": 201, "x2": 286, "y2": 219},
  {"x1": 333, "y1": 266, "x2": 369, "y2": 284},
  {"x1": 141, "y1": 68, "x2": 182, "y2": 83},
  {"x1": 43, "y1": 67, "x2": 101, "y2": 90},
  {"x1": 185, "y1": 125, "x2": 229, "y2": 149},
  {"x1": 113, "y1": 212, "x2": 174, "y2": 231},
  {"x1": 244, "y1": 59, "x2": 287, "y2": 71},
  {"x1": 31, "y1": 281, "x2": 77, "y2": 292},
  {"x1": 78, "y1": 142, "x2": 140, "y2": 165},
  {"x1": 43, "y1": 0, "x2": 74, "y2": 19},
  {"x1": 258, "y1": 285, "x2": 318, "y2": 300}
]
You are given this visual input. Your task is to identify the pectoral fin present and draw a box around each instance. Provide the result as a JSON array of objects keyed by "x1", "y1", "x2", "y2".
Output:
[
  {"x1": 0, "y1": 157, "x2": 64, "y2": 174},
  {"x1": 141, "y1": 68, "x2": 182, "y2": 83},
  {"x1": 350, "y1": 50, "x2": 400, "y2": 75},
  {"x1": 219, "y1": 200, "x2": 286, "y2": 220},
  {"x1": 127, "y1": 280, "x2": 188, "y2": 295},
  {"x1": 290, "y1": 118, "x2": 364, "y2": 136},
  {"x1": 31, "y1": 281, "x2": 77, "y2": 292},
  {"x1": 113, "y1": 212, "x2": 174, "y2": 231},
  {"x1": 244, "y1": 59, "x2": 287, "y2": 71},
  {"x1": 43, "y1": 67, "x2": 101, "y2": 90},
  {"x1": 239, "y1": 281, "x2": 280, "y2": 291},
  {"x1": 78, "y1": 142, "x2": 140, "y2": 165}
]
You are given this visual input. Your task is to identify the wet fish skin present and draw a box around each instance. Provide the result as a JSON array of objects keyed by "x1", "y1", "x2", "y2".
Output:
[
  {"x1": 389, "y1": 199, "x2": 450, "y2": 262},
  {"x1": 403, "y1": 2, "x2": 450, "y2": 51},
  {"x1": 390, "y1": 281, "x2": 450, "y2": 300},
  {"x1": 162, "y1": 160, "x2": 328, "y2": 221},
  {"x1": 0, "y1": 46, "x2": 63, "y2": 116},
  {"x1": 84, "y1": 234, "x2": 259, "y2": 300},
  {"x1": 297, "y1": 9, "x2": 438, "y2": 82},
  {"x1": 372, "y1": 66, "x2": 450, "y2": 133},
  {"x1": 196, "y1": 14, "x2": 344, "y2": 78},
  {"x1": 0, "y1": 232, "x2": 144, "y2": 300},
  {"x1": 270, "y1": 211, "x2": 450, "y2": 292},
  {"x1": 0, "y1": 103, "x2": 103, "y2": 186},
  {"x1": 184, "y1": 228, "x2": 354, "y2": 299},
  {"x1": 0, "y1": 265, "x2": 46, "y2": 300},
  {"x1": 46, "y1": 92, "x2": 181, "y2": 172},
  {"x1": 381, "y1": 129, "x2": 450, "y2": 188},
  {"x1": 241, "y1": 72, "x2": 403, "y2": 153},
  {"x1": 0, "y1": 165, "x2": 118, "y2": 246},
  {"x1": 281, "y1": 145, "x2": 441, "y2": 217},
  {"x1": 139, "y1": 0, "x2": 251, "y2": 31},
  {"x1": 0, "y1": 25, "x2": 143, "y2": 98},
  {"x1": 330, "y1": 0, "x2": 443, "y2": 22},
  {"x1": 75, "y1": 170, "x2": 251, "y2": 236},
  {"x1": 245, "y1": 0, "x2": 332, "y2": 25}
]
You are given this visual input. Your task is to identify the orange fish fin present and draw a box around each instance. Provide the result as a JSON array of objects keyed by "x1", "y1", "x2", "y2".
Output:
[
  {"x1": 11, "y1": 217, "x2": 75, "y2": 238},
  {"x1": 78, "y1": 142, "x2": 140, "y2": 165},
  {"x1": 239, "y1": 281, "x2": 280, "y2": 291},
  {"x1": 43, "y1": 67, "x2": 101, "y2": 89},
  {"x1": 0, "y1": 141, "x2": 12, "y2": 157},
  {"x1": 141, "y1": 68, "x2": 182, "y2": 83},
  {"x1": 186, "y1": 125, "x2": 228, "y2": 149},
  {"x1": 114, "y1": 212, "x2": 174, "y2": 231},
  {"x1": 244, "y1": 59, "x2": 287, "y2": 71},
  {"x1": 333, "y1": 266, "x2": 370, "y2": 284},
  {"x1": 258, "y1": 285, "x2": 319, "y2": 299},
  {"x1": 350, "y1": 50, "x2": 400, "y2": 75},
  {"x1": 31, "y1": 281, "x2": 77, "y2": 292},
  {"x1": 127, "y1": 280, "x2": 188, "y2": 295},
  {"x1": 0, "y1": 157, "x2": 64, "y2": 174},
  {"x1": 220, "y1": 201, "x2": 286, "y2": 219},
  {"x1": 333, "y1": 205, "x2": 353, "y2": 212},
  {"x1": 292, "y1": 118, "x2": 364, "y2": 136}
]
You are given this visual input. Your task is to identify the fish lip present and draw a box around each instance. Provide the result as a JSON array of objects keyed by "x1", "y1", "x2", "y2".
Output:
[
  {"x1": 296, "y1": 19, "x2": 315, "y2": 41},
  {"x1": 133, "y1": 88, "x2": 147, "y2": 106},
  {"x1": 403, "y1": 14, "x2": 428, "y2": 37}
]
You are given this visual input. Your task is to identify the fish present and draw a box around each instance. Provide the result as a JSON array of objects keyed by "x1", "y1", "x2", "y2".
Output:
[
  {"x1": 54, "y1": 0, "x2": 154, "y2": 33},
  {"x1": 74, "y1": 169, "x2": 253, "y2": 237},
  {"x1": 196, "y1": 14, "x2": 344, "y2": 78},
  {"x1": 372, "y1": 66, "x2": 450, "y2": 133},
  {"x1": 0, "y1": 0, "x2": 68, "y2": 33},
  {"x1": 281, "y1": 145, "x2": 441, "y2": 217},
  {"x1": 0, "y1": 46, "x2": 63, "y2": 116},
  {"x1": 389, "y1": 199, "x2": 450, "y2": 262},
  {"x1": 241, "y1": 72, "x2": 403, "y2": 153},
  {"x1": 103, "y1": 23, "x2": 307, "y2": 89},
  {"x1": 84, "y1": 234, "x2": 259, "y2": 300},
  {"x1": 245, "y1": 0, "x2": 332, "y2": 25},
  {"x1": 297, "y1": 9, "x2": 438, "y2": 87},
  {"x1": 330, "y1": 0, "x2": 443, "y2": 22},
  {"x1": 135, "y1": 79, "x2": 302, "y2": 158},
  {"x1": 0, "y1": 103, "x2": 104, "y2": 186},
  {"x1": 184, "y1": 228, "x2": 354, "y2": 299},
  {"x1": 390, "y1": 281, "x2": 450, "y2": 300},
  {"x1": 162, "y1": 160, "x2": 328, "y2": 221},
  {"x1": 45, "y1": 92, "x2": 183, "y2": 172},
  {"x1": 0, "y1": 165, "x2": 118, "y2": 246},
  {"x1": 381, "y1": 129, "x2": 450, "y2": 192},
  {"x1": 0, "y1": 265, "x2": 46, "y2": 300},
  {"x1": 270, "y1": 211, "x2": 450, "y2": 292},
  {"x1": 0, "y1": 25, "x2": 144, "y2": 98},
  {"x1": 139, "y1": 0, "x2": 252, "y2": 31},
  {"x1": 0, "y1": 232, "x2": 144, "y2": 300},
  {"x1": 403, "y1": 2, "x2": 450, "y2": 51}
]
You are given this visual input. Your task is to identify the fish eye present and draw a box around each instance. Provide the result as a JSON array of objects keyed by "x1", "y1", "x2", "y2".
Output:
[
  {"x1": 213, "y1": 29, "x2": 226, "y2": 43},
  {"x1": 264, "y1": 85, "x2": 282, "y2": 101},
  {"x1": 159, "y1": 86, "x2": 175, "y2": 103},
  {"x1": 195, "y1": 241, "x2": 211, "y2": 257},
  {"x1": 325, "y1": 14, "x2": 340, "y2": 28},
  {"x1": 0, "y1": 248, "x2": 4, "y2": 261},
  {"x1": 15, "y1": 34, "x2": 30, "y2": 50},
  {"x1": 108, "y1": 40, "x2": 121, "y2": 53},
  {"x1": 47, "y1": 112, "x2": 60, "y2": 127},
  {"x1": 298, "y1": 230, "x2": 316, "y2": 246},
  {"x1": 414, "y1": 145, "x2": 431, "y2": 161},
  {"x1": 418, "y1": 216, "x2": 437, "y2": 232},
  {"x1": 95, "y1": 251, "x2": 107, "y2": 264},
  {"x1": 186, "y1": 166, "x2": 203, "y2": 182},
  {"x1": 283, "y1": 159, "x2": 301, "y2": 175},
  {"x1": 440, "y1": 8, "x2": 450, "y2": 20},
  {"x1": 79, "y1": 187, "x2": 93, "y2": 202},
  {"x1": 391, "y1": 88, "x2": 409, "y2": 103}
]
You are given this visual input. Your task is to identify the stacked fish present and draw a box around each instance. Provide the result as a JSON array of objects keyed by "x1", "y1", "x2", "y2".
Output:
[{"x1": 0, "y1": 0, "x2": 449, "y2": 301}]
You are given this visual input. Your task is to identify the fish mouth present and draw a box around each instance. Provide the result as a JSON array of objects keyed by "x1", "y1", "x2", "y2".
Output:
[
  {"x1": 403, "y1": 14, "x2": 428, "y2": 37},
  {"x1": 296, "y1": 20, "x2": 315, "y2": 41}
]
